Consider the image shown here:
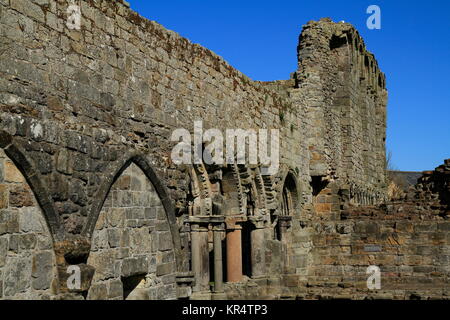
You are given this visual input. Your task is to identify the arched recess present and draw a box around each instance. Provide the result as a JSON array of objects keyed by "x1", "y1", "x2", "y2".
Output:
[
  {"x1": 280, "y1": 171, "x2": 300, "y2": 217},
  {"x1": 0, "y1": 138, "x2": 58, "y2": 299},
  {"x1": 84, "y1": 151, "x2": 183, "y2": 274},
  {"x1": 0, "y1": 131, "x2": 63, "y2": 240}
]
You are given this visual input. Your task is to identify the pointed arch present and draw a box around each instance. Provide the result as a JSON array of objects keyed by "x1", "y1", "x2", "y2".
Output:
[
  {"x1": 83, "y1": 150, "x2": 183, "y2": 271},
  {"x1": 221, "y1": 163, "x2": 245, "y2": 215},
  {"x1": 0, "y1": 130, "x2": 63, "y2": 240}
]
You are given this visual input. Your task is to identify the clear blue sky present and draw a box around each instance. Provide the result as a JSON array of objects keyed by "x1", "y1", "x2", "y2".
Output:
[{"x1": 127, "y1": 0, "x2": 450, "y2": 172}]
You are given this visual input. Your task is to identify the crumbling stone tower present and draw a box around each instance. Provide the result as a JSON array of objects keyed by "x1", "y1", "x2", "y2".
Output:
[{"x1": 0, "y1": 0, "x2": 448, "y2": 300}]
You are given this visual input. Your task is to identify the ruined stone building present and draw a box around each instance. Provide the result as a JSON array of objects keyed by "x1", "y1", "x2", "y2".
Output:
[{"x1": 0, "y1": 0, "x2": 448, "y2": 300}]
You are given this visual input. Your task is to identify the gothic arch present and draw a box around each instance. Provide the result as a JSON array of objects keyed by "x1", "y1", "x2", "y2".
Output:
[
  {"x1": 278, "y1": 169, "x2": 300, "y2": 216},
  {"x1": 83, "y1": 151, "x2": 183, "y2": 272},
  {"x1": 0, "y1": 130, "x2": 63, "y2": 240},
  {"x1": 236, "y1": 165, "x2": 253, "y2": 215}
]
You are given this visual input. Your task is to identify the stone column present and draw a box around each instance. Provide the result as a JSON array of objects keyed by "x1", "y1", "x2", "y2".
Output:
[
  {"x1": 213, "y1": 223, "x2": 224, "y2": 293},
  {"x1": 249, "y1": 217, "x2": 266, "y2": 278},
  {"x1": 226, "y1": 218, "x2": 243, "y2": 283},
  {"x1": 190, "y1": 223, "x2": 210, "y2": 292}
]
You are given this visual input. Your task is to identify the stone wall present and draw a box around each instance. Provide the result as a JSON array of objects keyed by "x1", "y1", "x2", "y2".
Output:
[
  {"x1": 0, "y1": 150, "x2": 57, "y2": 299},
  {"x1": 1, "y1": 0, "x2": 446, "y2": 301}
]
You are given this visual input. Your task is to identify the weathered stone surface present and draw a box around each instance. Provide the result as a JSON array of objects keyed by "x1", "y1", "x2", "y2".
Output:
[
  {"x1": 0, "y1": 237, "x2": 7, "y2": 267},
  {"x1": 89, "y1": 251, "x2": 115, "y2": 281},
  {"x1": 87, "y1": 164, "x2": 177, "y2": 300},
  {"x1": 156, "y1": 262, "x2": 174, "y2": 277},
  {"x1": 32, "y1": 251, "x2": 54, "y2": 290},
  {"x1": 158, "y1": 232, "x2": 173, "y2": 252},
  {"x1": 86, "y1": 282, "x2": 108, "y2": 300},
  {"x1": 3, "y1": 258, "x2": 31, "y2": 297},
  {"x1": 19, "y1": 208, "x2": 44, "y2": 233},
  {"x1": 19, "y1": 234, "x2": 37, "y2": 250},
  {"x1": 108, "y1": 279, "x2": 123, "y2": 299},
  {"x1": 0, "y1": 150, "x2": 57, "y2": 299},
  {"x1": 0, "y1": 0, "x2": 447, "y2": 301},
  {"x1": 121, "y1": 255, "x2": 147, "y2": 276}
]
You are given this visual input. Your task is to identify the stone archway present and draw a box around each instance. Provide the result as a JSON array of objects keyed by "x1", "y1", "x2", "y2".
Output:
[
  {"x1": 0, "y1": 149, "x2": 57, "y2": 299},
  {"x1": 86, "y1": 161, "x2": 177, "y2": 300},
  {"x1": 281, "y1": 172, "x2": 299, "y2": 218}
]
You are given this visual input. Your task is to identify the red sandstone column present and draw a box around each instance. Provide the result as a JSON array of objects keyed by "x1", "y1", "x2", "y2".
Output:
[
  {"x1": 226, "y1": 219, "x2": 243, "y2": 283},
  {"x1": 213, "y1": 224, "x2": 224, "y2": 292}
]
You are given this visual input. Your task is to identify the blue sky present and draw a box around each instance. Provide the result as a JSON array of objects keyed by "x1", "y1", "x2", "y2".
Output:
[{"x1": 127, "y1": 0, "x2": 450, "y2": 172}]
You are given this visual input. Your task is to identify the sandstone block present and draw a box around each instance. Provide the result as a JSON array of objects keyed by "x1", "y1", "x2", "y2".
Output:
[
  {"x1": 19, "y1": 233, "x2": 37, "y2": 250},
  {"x1": 156, "y1": 262, "x2": 174, "y2": 276}
]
